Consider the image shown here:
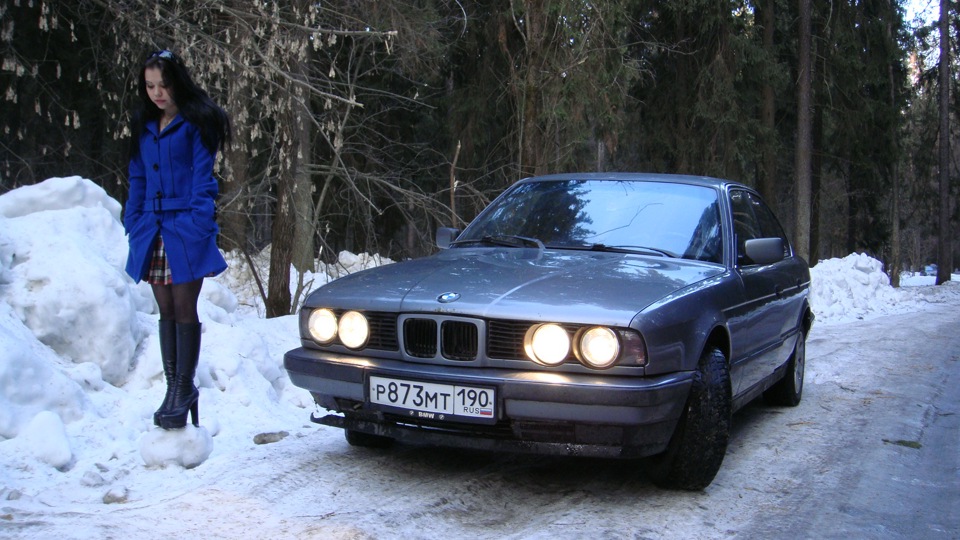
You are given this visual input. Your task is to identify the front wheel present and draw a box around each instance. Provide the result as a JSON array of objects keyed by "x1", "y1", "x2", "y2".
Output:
[
  {"x1": 763, "y1": 329, "x2": 806, "y2": 407},
  {"x1": 646, "y1": 346, "x2": 732, "y2": 490}
]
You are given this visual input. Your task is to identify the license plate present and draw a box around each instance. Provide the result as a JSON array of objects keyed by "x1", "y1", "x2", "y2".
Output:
[{"x1": 368, "y1": 375, "x2": 496, "y2": 424}]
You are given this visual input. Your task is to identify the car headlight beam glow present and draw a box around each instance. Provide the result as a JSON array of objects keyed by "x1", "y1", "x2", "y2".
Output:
[
  {"x1": 338, "y1": 310, "x2": 369, "y2": 349},
  {"x1": 579, "y1": 326, "x2": 620, "y2": 369},
  {"x1": 525, "y1": 324, "x2": 571, "y2": 366},
  {"x1": 308, "y1": 308, "x2": 338, "y2": 344}
]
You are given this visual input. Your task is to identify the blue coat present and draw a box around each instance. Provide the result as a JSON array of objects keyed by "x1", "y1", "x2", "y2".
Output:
[{"x1": 123, "y1": 115, "x2": 227, "y2": 284}]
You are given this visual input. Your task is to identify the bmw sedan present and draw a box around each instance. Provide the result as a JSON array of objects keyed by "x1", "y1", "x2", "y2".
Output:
[{"x1": 284, "y1": 172, "x2": 813, "y2": 490}]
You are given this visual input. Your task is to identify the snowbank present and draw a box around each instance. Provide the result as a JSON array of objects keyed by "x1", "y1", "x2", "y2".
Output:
[
  {"x1": 0, "y1": 176, "x2": 390, "y2": 479},
  {"x1": 810, "y1": 253, "x2": 960, "y2": 323},
  {"x1": 0, "y1": 176, "x2": 146, "y2": 386}
]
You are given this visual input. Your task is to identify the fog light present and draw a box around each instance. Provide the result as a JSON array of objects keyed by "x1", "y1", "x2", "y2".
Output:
[
  {"x1": 525, "y1": 324, "x2": 570, "y2": 366},
  {"x1": 338, "y1": 311, "x2": 369, "y2": 349},
  {"x1": 308, "y1": 308, "x2": 338, "y2": 344}
]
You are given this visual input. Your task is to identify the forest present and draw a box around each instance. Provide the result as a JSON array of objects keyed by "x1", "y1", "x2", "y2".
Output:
[{"x1": 1, "y1": 0, "x2": 957, "y2": 317}]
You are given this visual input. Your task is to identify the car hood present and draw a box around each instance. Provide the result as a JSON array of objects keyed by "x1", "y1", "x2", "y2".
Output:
[{"x1": 306, "y1": 247, "x2": 725, "y2": 326}]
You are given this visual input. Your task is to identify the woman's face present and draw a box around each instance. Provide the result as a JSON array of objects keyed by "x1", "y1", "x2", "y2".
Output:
[{"x1": 144, "y1": 67, "x2": 176, "y2": 113}]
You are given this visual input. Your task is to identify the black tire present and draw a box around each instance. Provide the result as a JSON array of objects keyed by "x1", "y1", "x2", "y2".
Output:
[
  {"x1": 344, "y1": 429, "x2": 394, "y2": 449},
  {"x1": 763, "y1": 329, "x2": 806, "y2": 407},
  {"x1": 647, "y1": 346, "x2": 732, "y2": 490}
]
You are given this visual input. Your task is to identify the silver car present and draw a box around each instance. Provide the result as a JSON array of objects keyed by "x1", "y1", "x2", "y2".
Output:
[{"x1": 284, "y1": 173, "x2": 813, "y2": 489}]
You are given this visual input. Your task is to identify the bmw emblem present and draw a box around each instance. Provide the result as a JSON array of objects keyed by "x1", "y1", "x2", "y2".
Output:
[{"x1": 437, "y1": 292, "x2": 461, "y2": 303}]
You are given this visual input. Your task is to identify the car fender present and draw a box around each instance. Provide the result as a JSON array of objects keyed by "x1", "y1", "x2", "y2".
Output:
[{"x1": 631, "y1": 271, "x2": 737, "y2": 376}]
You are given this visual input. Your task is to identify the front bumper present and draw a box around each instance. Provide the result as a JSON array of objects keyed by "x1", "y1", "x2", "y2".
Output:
[{"x1": 284, "y1": 347, "x2": 693, "y2": 458}]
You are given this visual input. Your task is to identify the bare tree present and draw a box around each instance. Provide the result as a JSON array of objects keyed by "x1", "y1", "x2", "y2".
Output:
[{"x1": 72, "y1": 0, "x2": 406, "y2": 316}]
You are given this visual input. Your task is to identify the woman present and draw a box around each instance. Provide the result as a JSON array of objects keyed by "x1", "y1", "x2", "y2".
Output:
[{"x1": 123, "y1": 49, "x2": 231, "y2": 430}]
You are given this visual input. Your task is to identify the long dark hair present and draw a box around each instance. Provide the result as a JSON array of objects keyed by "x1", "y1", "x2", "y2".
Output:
[{"x1": 129, "y1": 50, "x2": 231, "y2": 159}]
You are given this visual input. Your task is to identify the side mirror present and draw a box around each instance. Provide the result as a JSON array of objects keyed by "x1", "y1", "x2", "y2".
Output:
[
  {"x1": 743, "y1": 237, "x2": 785, "y2": 265},
  {"x1": 436, "y1": 227, "x2": 461, "y2": 249}
]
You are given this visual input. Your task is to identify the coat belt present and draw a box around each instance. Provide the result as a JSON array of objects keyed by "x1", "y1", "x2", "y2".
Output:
[{"x1": 152, "y1": 196, "x2": 191, "y2": 213}]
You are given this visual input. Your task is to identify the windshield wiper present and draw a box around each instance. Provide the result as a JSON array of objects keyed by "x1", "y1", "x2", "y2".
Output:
[
  {"x1": 451, "y1": 235, "x2": 545, "y2": 249},
  {"x1": 578, "y1": 243, "x2": 678, "y2": 258}
]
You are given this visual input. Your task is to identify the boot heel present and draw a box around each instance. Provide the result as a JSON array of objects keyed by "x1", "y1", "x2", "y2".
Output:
[
  {"x1": 190, "y1": 400, "x2": 199, "y2": 427},
  {"x1": 158, "y1": 391, "x2": 198, "y2": 429}
]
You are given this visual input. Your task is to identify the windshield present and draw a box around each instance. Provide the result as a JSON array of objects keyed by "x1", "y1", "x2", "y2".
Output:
[{"x1": 457, "y1": 179, "x2": 723, "y2": 263}]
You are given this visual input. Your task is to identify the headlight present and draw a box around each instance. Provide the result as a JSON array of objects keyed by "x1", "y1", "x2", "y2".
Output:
[
  {"x1": 525, "y1": 324, "x2": 570, "y2": 366},
  {"x1": 578, "y1": 326, "x2": 620, "y2": 369},
  {"x1": 308, "y1": 308, "x2": 338, "y2": 344},
  {"x1": 338, "y1": 311, "x2": 369, "y2": 349}
]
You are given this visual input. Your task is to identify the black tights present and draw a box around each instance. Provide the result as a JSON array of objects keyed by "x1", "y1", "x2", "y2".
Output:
[{"x1": 152, "y1": 278, "x2": 204, "y2": 323}]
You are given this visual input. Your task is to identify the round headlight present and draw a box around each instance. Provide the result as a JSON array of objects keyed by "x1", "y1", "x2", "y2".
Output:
[
  {"x1": 525, "y1": 324, "x2": 570, "y2": 366},
  {"x1": 338, "y1": 311, "x2": 369, "y2": 349},
  {"x1": 308, "y1": 308, "x2": 338, "y2": 343},
  {"x1": 579, "y1": 327, "x2": 620, "y2": 369}
]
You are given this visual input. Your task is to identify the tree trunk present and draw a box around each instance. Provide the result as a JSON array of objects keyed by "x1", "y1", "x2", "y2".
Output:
[
  {"x1": 888, "y1": 20, "x2": 901, "y2": 288},
  {"x1": 450, "y1": 140, "x2": 461, "y2": 228},
  {"x1": 221, "y1": 146, "x2": 249, "y2": 253},
  {"x1": 266, "y1": 154, "x2": 294, "y2": 318},
  {"x1": 289, "y1": 95, "x2": 315, "y2": 312},
  {"x1": 936, "y1": 0, "x2": 952, "y2": 285},
  {"x1": 810, "y1": 12, "x2": 825, "y2": 263},
  {"x1": 217, "y1": 6, "x2": 252, "y2": 254},
  {"x1": 760, "y1": 0, "x2": 777, "y2": 203},
  {"x1": 520, "y1": 0, "x2": 547, "y2": 178},
  {"x1": 292, "y1": 98, "x2": 314, "y2": 275},
  {"x1": 794, "y1": 0, "x2": 813, "y2": 261},
  {"x1": 267, "y1": 6, "x2": 314, "y2": 316},
  {"x1": 265, "y1": 100, "x2": 306, "y2": 318}
]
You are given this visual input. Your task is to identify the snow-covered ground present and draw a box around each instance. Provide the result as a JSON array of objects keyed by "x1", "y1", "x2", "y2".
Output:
[{"x1": 1, "y1": 177, "x2": 958, "y2": 538}]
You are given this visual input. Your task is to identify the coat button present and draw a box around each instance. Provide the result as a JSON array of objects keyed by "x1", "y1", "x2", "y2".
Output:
[
  {"x1": 153, "y1": 136, "x2": 158, "y2": 143},
  {"x1": 152, "y1": 164, "x2": 159, "y2": 171},
  {"x1": 156, "y1": 219, "x2": 161, "y2": 225}
]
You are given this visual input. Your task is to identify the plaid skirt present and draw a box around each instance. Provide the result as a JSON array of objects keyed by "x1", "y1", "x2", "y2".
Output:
[{"x1": 146, "y1": 235, "x2": 173, "y2": 285}]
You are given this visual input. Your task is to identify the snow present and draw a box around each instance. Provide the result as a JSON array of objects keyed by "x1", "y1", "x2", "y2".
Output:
[
  {"x1": 1, "y1": 176, "x2": 958, "y2": 536},
  {"x1": 809, "y1": 252, "x2": 958, "y2": 323},
  {"x1": 0, "y1": 177, "x2": 390, "y2": 475}
]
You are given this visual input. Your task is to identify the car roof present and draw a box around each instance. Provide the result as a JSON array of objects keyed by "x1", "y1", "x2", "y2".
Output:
[{"x1": 518, "y1": 172, "x2": 748, "y2": 191}]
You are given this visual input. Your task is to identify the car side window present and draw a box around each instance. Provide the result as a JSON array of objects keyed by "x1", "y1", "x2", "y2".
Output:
[
  {"x1": 730, "y1": 190, "x2": 791, "y2": 265},
  {"x1": 751, "y1": 196, "x2": 790, "y2": 253},
  {"x1": 730, "y1": 190, "x2": 761, "y2": 264}
]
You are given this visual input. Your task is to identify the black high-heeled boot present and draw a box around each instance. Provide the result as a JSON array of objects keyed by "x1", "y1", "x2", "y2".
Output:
[
  {"x1": 158, "y1": 322, "x2": 202, "y2": 429},
  {"x1": 153, "y1": 319, "x2": 178, "y2": 426}
]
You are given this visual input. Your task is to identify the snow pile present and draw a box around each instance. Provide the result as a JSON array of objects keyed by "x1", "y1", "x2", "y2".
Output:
[
  {"x1": 0, "y1": 176, "x2": 392, "y2": 481},
  {"x1": 810, "y1": 253, "x2": 960, "y2": 323},
  {"x1": 139, "y1": 425, "x2": 213, "y2": 469},
  {"x1": 5, "y1": 410, "x2": 74, "y2": 470},
  {"x1": 810, "y1": 253, "x2": 904, "y2": 322},
  {"x1": 0, "y1": 176, "x2": 147, "y2": 386},
  {"x1": 0, "y1": 301, "x2": 87, "y2": 441}
]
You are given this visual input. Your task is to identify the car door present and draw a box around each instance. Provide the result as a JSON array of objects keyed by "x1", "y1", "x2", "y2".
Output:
[
  {"x1": 748, "y1": 192, "x2": 808, "y2": 375},
  {"x1": 727, "y1": 189, "x2": 798, "y2": 395}
]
